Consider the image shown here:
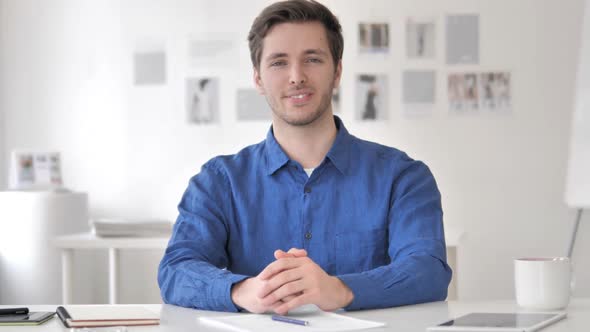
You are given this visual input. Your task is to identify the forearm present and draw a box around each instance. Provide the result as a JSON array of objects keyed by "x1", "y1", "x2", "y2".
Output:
[
  {"x1": 158, "y1": 249, "x2": 249, "y2": 312},
  {"x1": 337, "y1": 250, "x2": 451, "y2": 310}
]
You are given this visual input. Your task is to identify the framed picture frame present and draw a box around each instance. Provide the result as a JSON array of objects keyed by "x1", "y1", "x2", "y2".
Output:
[{"x1": 8, "y1": 151, "x2": 63, "y2": 190}]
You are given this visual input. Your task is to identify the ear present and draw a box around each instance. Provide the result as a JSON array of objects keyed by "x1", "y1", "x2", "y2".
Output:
[
  {"x1": 253, "y1": 68, "x2": 265, "y2": 95},
  {"x1": 333, "y1": 60, "x2": 343, "y2": 89}
]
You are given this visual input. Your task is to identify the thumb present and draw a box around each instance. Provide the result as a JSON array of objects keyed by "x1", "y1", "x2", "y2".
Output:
[
  {"x1": 274, "y1": 248, "x2": 308, "y2": 259},
  {"x1": 287, "y1": 248, "x2": 308, "y2": 257},
  {"x1": 274, "y1": 249, "x2": 292, "y2": 259}
]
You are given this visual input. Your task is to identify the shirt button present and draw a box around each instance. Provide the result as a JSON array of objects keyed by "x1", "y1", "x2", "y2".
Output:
[
  {"x1": 304, "y1": 187, "x2": 311, "y2": 194},
  {"x1": 305, "y1": 232, "x2": 312, "y2": 239}
]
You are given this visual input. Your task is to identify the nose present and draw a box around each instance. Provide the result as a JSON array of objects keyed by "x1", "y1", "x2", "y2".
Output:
[{"x1": 289, "y1": 64, "x2": 307, "y2": 85}]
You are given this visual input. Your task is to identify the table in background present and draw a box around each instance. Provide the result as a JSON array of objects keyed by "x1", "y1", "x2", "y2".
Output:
[
  {"x1": 54, "y1": 227, "x2": 463, "y2": 304},
  {"x1": 53, "y1": 233, "x2": 168, "y2": 304},
  {"x1": 0, "y1": 299, "x2": 587, "y2": 332}
]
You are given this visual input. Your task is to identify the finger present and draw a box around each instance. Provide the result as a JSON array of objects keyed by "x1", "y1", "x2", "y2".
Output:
[
  {"x1": 275, "y1": 249, "x2": 301, "y2": 260},
  {"x1": 274, "y1": 249, "x2": 289, "y2": 259},
  {"x1": 274, "y1": 293, "x2": 311, "y2": 316},
  {"x1": 268, "y1": 294, "x2": 299, "y2": 313},
  {"x1": 270, "y1": 299, "x2": 287, "y2": 312},
  {"x1": 280, "y1": 292, "x2": 302, "y2": 303},
  {"x1": 275, "y1": 248, "x2": 308, "y2": 260},
  {"x1": 257, "y1": 268, "x2": 303, "y2": 299},
  {"x1": 288, "y1": 248, "x2": 308, "y2": 257},
  {"x1": 265, "y1": 298, "x2": 287, "y2": 314},
  {"x1": 259, "y1": 258, "x2": 303, "y2": 280},
  {"x1": 260, "y1": 280, "x2": 306, "y2": 306}
]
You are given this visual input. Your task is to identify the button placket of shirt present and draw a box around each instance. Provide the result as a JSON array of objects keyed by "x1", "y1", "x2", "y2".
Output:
[
  {"x1": 301, "y1": 171, "x2": 315, "y2": 250},
  {"x1": 302, "y1": 161, "x2": 324, "y2": 194},
  {"x1": 301, "y1": 162, "x2": 326, "y2": 248},
  {"x1": 289, "y1": 162, "x2": 308, "y2": 184}
]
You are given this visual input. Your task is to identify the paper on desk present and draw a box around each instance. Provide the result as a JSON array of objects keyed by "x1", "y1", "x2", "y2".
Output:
[{"x1": 199, "y1": 310, "x2": 385, "y2": 332}]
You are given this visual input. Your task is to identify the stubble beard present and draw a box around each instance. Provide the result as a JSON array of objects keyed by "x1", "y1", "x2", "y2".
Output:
[{"x1": 267, "y1": 83, "x2": 335, "y2": 127}]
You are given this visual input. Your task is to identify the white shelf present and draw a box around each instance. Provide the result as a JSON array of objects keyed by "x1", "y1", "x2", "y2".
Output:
[{"x1": 0, "y1": 191, "x2": 88, "y2": 304}]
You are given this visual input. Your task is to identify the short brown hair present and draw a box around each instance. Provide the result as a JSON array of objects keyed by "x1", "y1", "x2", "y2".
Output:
[{"x1": 248, "y1": 0, "x2": 343, "y2": 70}]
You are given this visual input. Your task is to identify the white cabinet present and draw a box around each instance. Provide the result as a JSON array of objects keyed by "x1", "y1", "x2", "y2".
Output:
[{"x1": 0, "y1": 191, "x2": 87, "y2": 304}]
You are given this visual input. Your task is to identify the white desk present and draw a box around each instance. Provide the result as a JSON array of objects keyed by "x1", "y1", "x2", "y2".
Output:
[
  {"x1": 1, "y1": 299, "x2": 587, "y2": 332},
  {"x1": 54, "y1": 228, "x2": 463, "y2": 304}
]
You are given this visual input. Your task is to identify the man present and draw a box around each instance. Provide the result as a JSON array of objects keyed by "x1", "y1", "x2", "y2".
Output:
[{"x1": 158, "y1": 0, "x2": 451, "y2": 314}]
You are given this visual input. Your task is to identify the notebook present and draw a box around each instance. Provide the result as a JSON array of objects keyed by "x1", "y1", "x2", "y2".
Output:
[
  {"x1": 0, "y1": 312, "x2": 55, "y2": 326},
  {"x1": 56, "y1": 305, "x2": 160, "y2": 328},
  {"x1": 199, "y1": 310, "x2": 385, "y2": 332},
  {"x1": 427, "y1": 312, "x2": 567, "y2": 332}
]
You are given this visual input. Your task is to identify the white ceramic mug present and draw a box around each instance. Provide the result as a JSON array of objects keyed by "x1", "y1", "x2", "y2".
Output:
[{"x1": 514, "y1": 257, "x2": 573, "y2": 310}]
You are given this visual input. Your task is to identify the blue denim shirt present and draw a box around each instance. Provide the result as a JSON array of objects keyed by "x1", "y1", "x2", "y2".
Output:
[{"x1": 158, "y1": 116, "x2": 451, "y2": 312}]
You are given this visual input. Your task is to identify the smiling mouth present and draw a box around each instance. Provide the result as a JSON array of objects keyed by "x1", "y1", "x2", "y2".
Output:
[{"x1": 285, "y1": 92, "x2": 313, "y2": 105}]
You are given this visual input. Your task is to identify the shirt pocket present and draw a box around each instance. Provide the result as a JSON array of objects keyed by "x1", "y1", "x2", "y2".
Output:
[{"x1": 334, "y1": 228, "x2": 388, "y2": 275}]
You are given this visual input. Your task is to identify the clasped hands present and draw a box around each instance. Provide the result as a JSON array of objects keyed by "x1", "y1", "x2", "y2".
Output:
[{"x1": 230, "y1": 248, "x2": 354, "y2": 315}]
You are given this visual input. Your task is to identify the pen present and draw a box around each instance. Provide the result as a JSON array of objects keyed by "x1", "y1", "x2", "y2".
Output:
[
  {"x1": 271, "y1": 314, "x2": 310, "y2": 326},
  {"x1": 0, "y1": 307, "x2": 29, "y2": 315}
]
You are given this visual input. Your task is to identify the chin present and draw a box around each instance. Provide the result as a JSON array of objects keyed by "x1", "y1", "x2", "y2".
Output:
[{"x1": 279, "y1": 109, "x2": 327, "y2": 127}]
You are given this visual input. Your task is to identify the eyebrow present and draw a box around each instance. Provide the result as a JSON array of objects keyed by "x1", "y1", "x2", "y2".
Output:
[
  {"x1": 265, "y1": 52, "x2": 288, "y2": 62},
  {"x1": 303, "y1": 49, "x2": 329, "y2": 57},
  {"x1": 264, "y1": 49, "x2": 329, "y2": 62}
]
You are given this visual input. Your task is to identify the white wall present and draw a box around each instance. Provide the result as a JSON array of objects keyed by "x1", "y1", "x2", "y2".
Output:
[
  {"x1": 0, "y1": 0, "x2": 588, "y2": 303},
  {"x1": 0, "y1": 0, "x2": 5, "y2": 189}
]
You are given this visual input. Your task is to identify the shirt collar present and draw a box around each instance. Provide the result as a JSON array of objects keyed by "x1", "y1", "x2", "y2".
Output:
[
  {"x1": 325, "y1": 116, "x2": 352, "y2": 175},
  {"x1": 264, "y1": 126, "x2": 290, "y2": 175},
  {"x1": 264, "y1": 115, "x2": 353, "y2": 176}
]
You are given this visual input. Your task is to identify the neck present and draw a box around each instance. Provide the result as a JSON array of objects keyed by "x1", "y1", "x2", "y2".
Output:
[{"x1": 272, "y1": 112, "x2": 337, "y2": 169}]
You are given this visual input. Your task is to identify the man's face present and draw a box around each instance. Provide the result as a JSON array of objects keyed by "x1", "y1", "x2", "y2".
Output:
[{"x1": 254, "y1": 21, "x2": 342, "y2": 127}]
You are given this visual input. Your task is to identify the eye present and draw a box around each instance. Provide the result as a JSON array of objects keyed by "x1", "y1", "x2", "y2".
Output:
[
  {"x1": 306, "y1": 58, "x2": 323, "y2": 63},
  {"x1": 270, "y1": 60, "x2": 287, "y2": 67}
]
